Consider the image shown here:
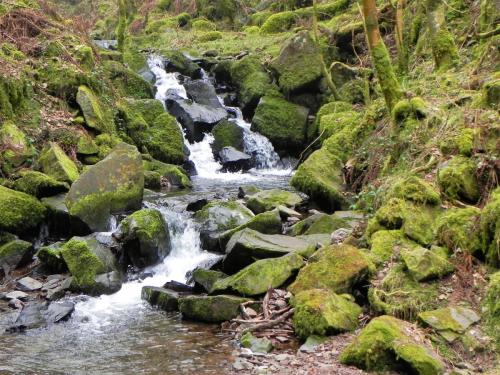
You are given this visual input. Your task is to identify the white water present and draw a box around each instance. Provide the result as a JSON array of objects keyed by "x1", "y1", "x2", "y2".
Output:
[{"x1": 74, "y1": 204, "x2": 218, "y2": 325}]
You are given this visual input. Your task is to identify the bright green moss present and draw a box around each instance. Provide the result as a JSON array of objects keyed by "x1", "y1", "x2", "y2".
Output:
[
  {"x1": 37, "y1": 142, "x2": 79, "y2": 183},
  {"x1": 0, "y1": 121, "x2": 33, "y2": 173},
  {"x1": 319, "y1": 111, "x2": 362, "y2": 141},
  {"x1": 0, "y1": 74, "x2": 29, "y2": 119},
  {"x1": 12, "y1": 171, "x2": 69, "y2": 198},
  {"x1": 143, "y1": 159, "x2": 190, "y2": 188},
  {"x1": 400, "y1": 244, "x2": 454, "y2": 282},
  {"x1": 392, "y1": 97, "x2": 427, "y2": 124},
  {"x1": 288, "y1": 213, "x2": 348, "y2": 236},
  {"x1": 102, "y1": 61, "x2": 153, "y2": 99},
  {"x1": 435, "y1": 207, "x2": 482, "y2": 254},
  {"x1": 481, "y1": 189, "x2": 500, "y2": 267},
  {"x1": 178, "y1": 294, "x2": 249, "y2": 323},
  {"x1": 192, "y1": 19, "x2": 217, "y2": 31},
  {"x1": 211, "y1": 120, "x2": 244, "y2": 153},
  {"x1": 95, "y1": 133, "x2": 122, "y2": 159},
  {"x1": 483, "y1": 272, "x2": 500, "y2": 348},
  {"x1": 369, "y1": 230, "x2": 406, "y2": 266},
  {"x1": 76, "y1": 85, "x2": 114, "y2": 133},
  {"x1": 431, "y1": 29, "x2": 458, "y2": 72},
  {"x1": 245, "y1": 189, "x2": 303, "y2": 213},
  {"x1": 220, "y1": 209, "x2": 282, "y2": 243},
  {"x1": 119, "y1": 209, "x2": 164, "y2": 242},
  {"x1": 260, "y1": 11, "x2": 296, "y2": 33},
  {"x1": 196, "y1": 31, "x2": 223, "y2": 42},
  {"x1": 292, "y1": 289, "x2": 362, "y2": 339},
  {"x1": 0, "y1": 186, "x2": 46, "y2": 234},
  {"x1": 482, "y1": 74, "x2": 500, "y2": 110},
  {"x1": 380, "y1": 175, "x2": 441, "y2": 206},
  {"x1": 75, "y1": 45, "x2": 95, "y2": 70},
  {"x1": 437, "y1": 156, "x2": 480, "y2": 203}
]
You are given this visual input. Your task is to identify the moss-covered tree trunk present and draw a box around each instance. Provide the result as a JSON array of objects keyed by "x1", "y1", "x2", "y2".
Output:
[
  {"x1": 361, "y1": 0, "x2": 403, "y2": 112},
  {"x1": 395, "y1": 0, "x2": 408, "y2": 73},
  {"x1": 116, "y1": 0, "x2": 127, "y2": 53},
  {"x1": 479, "y1": 0, "x2": 500, "y2": 34},
  {"x1": 425, "y1": 0, "x2": 458, "y2": 71}
]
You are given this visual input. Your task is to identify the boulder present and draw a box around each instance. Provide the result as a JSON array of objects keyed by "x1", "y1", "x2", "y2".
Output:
[
  {"x1": 0, "y1": 121, "x2": 33, "y2": 173},
  {"x1": 418, "y1": 307, "x2": 480, "y2": 342},
  {"x1": 297, "y1": 234, "x2": 332, "y2": 248},
  {"x1": 480, "y1": 188, "x2": 500, "y2": 267},
  {"x1": 340, "y1": 315, "x2": 445, "y2": 374},
  {"x1": 195, "y1": 200, "x2": 254, "y2": 251},
  {"x1": 37, "y1": 142, "x2": 79, "y2": 184},
  {"x1": 3, "y1": 301, "x2": 75, "y2": 332},
  {"x1": 401, "y1": 244, "x2": 454, "y2": 282},
  {"x1": 11, "y1": 171, "x2": 69, "y2": 198},
  {"x1": 435, "y1": 207, "x2": 482, "y2": 255},
  {"x1": 288, "y1": 244, "x2": 372, "y2": 295},
  {"x1": 141, "y1": 286, "x2": 180, "y2": 311},
  {"x1": 369, "y1": 230, "x2": 408, "y2": 265},
  {"x1": 0, "y1": 238, "x2": 33, "y2": 277},
  {"x1": 0, "y1": 186, "x2": 46, "y2": 234},
  {"x1": 251, "y1": 96, "x2": 309, "y2": 156},
  {"x1": 41, "y1": 194, "x2": 88, "y2": 237},
  {"x1": 59, "y1": 235, "x2": 122, "y2": 295},
  {"x1": 292, "y1": 289, "x2": 362, "y2": 339},
  {"x1": 245, "y1": 189, "x2": 306, "y2": 214},
  {"x1": 178, "y1": 294, "x2": 249, "y2": 323},
  {"x1": 192, "y1": 268, "x2": 227, "y2": 292},
  {"x1": 143, "y1": 159, "x2": 191, "y2": 189},
  {"x1": 240, "y1": 332, "x2": 273, "y2": 353},
  {"x1": 211, "y1": 253, "x2": 304, "y2": 296},
  {"x1": 65, "y1": 143, "x2": 144, "y2": 232},
  {"x1": 290, "y1": 148, "x2": 344, "y2": 212},
  {"x1": 117, "y1": 98, "x2": 186, "y2": 164},
  {"x1": 17, "y1": 276, "x2": 42, "y2": 291},
  {"x1": 271, "y1": 31, "x2": 323, "y2": 94},
  {"x1": 184, "y1": 79, "x2": 223, "y2": 108},
  {"x1": 211, "y1": 120, "x2": 245, "y2": 154},
  {"x1": 77, "y1": 135, "x2": 99, "y2": 156},
  {"x1": 380, "y1": 175, "x2": 441, "y2": 206},
  {"x1": 76, "y1": 85, "x2": 114, "y2": 133},
  {"x1": 287, "y1": 213, "x2": 349, "y2": 236},
  {"x1": 163, "y1": 51, "x2": 202, "y2": 78},
  {"x1": 37, "y1": 242, "x2": 67, "y2": 273},
  {"x1": 114, "y1": 208, "x2": 171, "y2": 269},
  {"x1": 223, "y1": 229, "x2": 315, "y2": 273},
  {"x1": 438, "y1": 156, "x2": 480, "y2": 203},
  {"x1": 218, "y1": 147, "x2": 252, "y2": 172}
]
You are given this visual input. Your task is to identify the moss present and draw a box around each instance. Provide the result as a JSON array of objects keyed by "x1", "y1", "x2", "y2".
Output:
[
  {"x1": 292, "y1": 289, "x2": 362, "y2": 339},
  {"x1": 291, "y1": 148, "x2": 344, "y2": 212},
  {"x1": 437, "y1": 156, "x2": 480, "y2": 203},
  {"x1": 211, "y1": 253, "x2": 304, "y2": 296},
  {"x1": 260, "y1": 11, "x2": 296, "y2": 33},
  {"x1": 102, "y1": 60, "x2": 153, "y2": 99},
  {"x1": 193, "y1": 268, "x2": 227, "y2": 292},
  {"x1": 402, "y1": 206, "x2": 436, "y2": 246},
  {"x1": 0, "y1": 74, "x2": 30, "y2": 120},
  {"x1": 95, "y1": 133, "x2": 122, "y2": 159},
  {"x1": 240, "y1": 332, "x2": 273, "y2": 353},
  {"x1": 0, "y1": 186, "x2": 46, "y2": 234},
  {"x1": 481, "y1": 189, "x2": 500, "y2": 267},
  {"x1": 375, "y1": 198, "x2": 409, "y2": 229},
  {"x1": 368, "y1": 264, "x2": 441, "y2": 321},
  {"x1": 37, "y1": 142, "x2": 79, "y2": 184},
  {"x1": 340, "y1": 315, "x2": 445, "y2": 374},
  {"x1": 143, "y1": 159, "x2": 190, "y2": 188},
  {"x1": 319, "y1": 111, "x2": 362, "y2": 141},
  {"x1": 380, "y1": 175, "x2": 441, "y2": 206},
  {"x1": 482, "y1": 74, "x2": 500, "y2": 110},
  {"x1": 220, "y1": 209, "x2": 282, "y2": 243},
  {"x1": 60, "y1": 238, "x2": 106, "y2": 291},
  {"x1": 37, "y1": 243, "x2": 67, "y2": 273},
  {"x1": 483, "y1": 271, "x2": 500, "y2": 348},
  {"x1": 370, "y1": 230, "x2": 406, "y2": 266},
  {"x1": 76, "y1": 85, "x2": 114, "y2": 134},
  {"x1": 435, "y1": 207, "x2": 482, "y2": 255},
  {"x1": 77, "y1": 136, "x2": 99, "y2": 156},
  {"x1": 245, "y1": 189, "x2": 304, "y2": 214},
  {"x1": 0, "y1": 121, "x2": 33, "y2": 173},
  {"x1": 0, "y1": 238, "x2": 33, "y2": 271},
  {"x1": 288, "y1": 213, "x2": 348, "y2": 236},
  {"x1": 192, "y1": 19, "x2": 217, "y2": 31},
  {"x1": 211, "y1": 120, "x2": 244, "y2": 153},
  {"x1": 431, "y1": 29, "x2": 459, "y2": 71},
  {"x1": 392, "y1": 97, "x2": 427, "y2": 124},
  {"x1": 75, "y1": 45, "x2": 95, "y2": 70},
  {"x1": 243, "y1": 25, "x2": 260, "y2": 34},
  {"x1": 12, "y1": 171, "x2": 69, "y2": 198},
  {"x1": 119, "y1": 209, "x2": 164, "y2": 243},
  {"x1": 251, "y1": 96, "x2": 308, "y2": 156},
  {"x1": 400, "y1": 244, "x2": 454, "y2": 282},
  {"x1": 288, "y1": 244, "x2": 372, "y2": 295},
  {"x1": 178, "y1": 295, "x2": 249, "y2": 323},
  {"x1": 196, "y1": 31, "x2": 223, "y2": 42}
]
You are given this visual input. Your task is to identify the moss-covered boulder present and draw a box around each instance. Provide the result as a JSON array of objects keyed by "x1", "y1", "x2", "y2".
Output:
[
  {"x1": 195, "y1": 200, "x2": 254, "y2": 251},
  {"x1": 292, "y1": 289, "x2": 362, "y2": 339},
  {"x1": 37, "y1": 241, "x2": 67, "y2": 273},
  {"x1": 380, "y1": 175, "x2": 441, "y2": 206},
  {"x1": 77, "y1": 135, "x2": 99, "y2": 157},
  {"x1": 251, "y1": 96, "x2": 309, "y2": 156},
  {"x1": 240, "y1": 332, "x2": 273, "y2": 353},
  {"x1": 229, "y1": 56, "x2": 276, "y2": 116},
  {"x1": 66, "y1": 143, "x2": 144, "y2": 232},
  {"x1": 435, "y1": 207, "x2": 482, "y2": 255},
  {"x1": 102, "y1": 60, "x2": 154, "y2": 99},
  {"x1": 178, "y1": 294, "x2": 249, "y2": 323},
  {"x1": 143, "y1": 159, "x2": 191, "y2": 189},
  {"x1": 271, "y1": 31, "x2": 322, "y2": 94},
  {"x1": 340, "y1": 315, "x2": 445, "y2": 374},
  {"x1": 368, "y1": 264, "x2": 441, "y2": 320},
  {"x1": 288, "y1": 244, "x2": 372, "y2": 295},
  {"x1": 0, "y1": 186, "x2": 46, "y2": 234},
  {"x1": 117, "y1": 98, "x2": 186, "y2": 165},
  {"x1": 163, "y1": 50, "x2": 201, "y2": 78},
  {"x1": 480, "y1": 188, "x2": 500, "y2": 267},
  {"x1": 0, "y1": 121, "x2": 33, "y2": 173},
  {"x1": 287, "y1": 213, "x2": 348, "y2": 236},
  {"x1": 483, "y1": 271, "x2": 500, "y2": 346},
  {"x1": 400, "y1": 244, "x2": 454, "y2": 282},
  {"x1": 223, "y1": 228, "x2": 315, "y2": 273},
  {"x1": 76, "y1": 85, "x2": 114, "y2": 133},
  {"x1": 37, "y1": 142, "x2": 79, "y2": 184},
  {"x1": 290, "y1": 148, "x2": 344, "y2": 212},
  {"x1": 211, "y1": 119, "x2": 244, "y2": 154},
  {"x1": 141, "y1": 286, "x2": 180, "y2": 311},
  {"x1": 369, "y1": 230, "x2": 407, "y2": 265},
  {"x1": 245, "y1": 189, "x2": 305, "y2": 214},
  {"x1": 192, "y1": 268, "x2": 227, "y2": 293},
  {"x1": 0, "y1": 237, "x2": 33, "y2": 277},
  {"x1": 11, "y1": 171, "x2": 69, "y2": 198},
  {"x1": 318, "y1": 110, "x2": 362, "y2": 141},
  {"x1": 437, "y1": 156, "x2": 480, "y2": 203},
  {"x1": 60, "y1": 235, "x2": 122, "y2": 295},
  {"x1": 114, "y1": 209, "x2": 171, "y2": 269},
  {"x1": 418, "y1": 307, "x2": 480, "y2": 342},
  {"x1": 211, "y1": 253, "x2": 304, "y2": 296}
]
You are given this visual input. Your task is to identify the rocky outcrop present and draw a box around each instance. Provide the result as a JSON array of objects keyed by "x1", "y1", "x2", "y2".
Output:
[{"x1": 65, "y1": 143, "x2": 144, "y2": 232}]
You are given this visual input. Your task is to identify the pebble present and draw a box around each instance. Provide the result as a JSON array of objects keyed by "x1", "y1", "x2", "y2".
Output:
[
  {"x1": 5, "y1": 291, "x2": 28, "y2": 301},
  {"x1": 8, "y1": 298, "x2": 24, "y2": 309},
  {"x1": 17, "y1": 277, "x2": 43, "y2": 291}
]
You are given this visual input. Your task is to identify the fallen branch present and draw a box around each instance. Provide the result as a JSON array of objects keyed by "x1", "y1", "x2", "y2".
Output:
[{"x1": 240, "y1": 309, "x2": 295, "y2": 334}]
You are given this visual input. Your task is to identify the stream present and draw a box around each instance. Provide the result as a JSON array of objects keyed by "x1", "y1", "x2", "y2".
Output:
[{"x1": 0, "y1": 55, "x2": 293, "y2": 374}]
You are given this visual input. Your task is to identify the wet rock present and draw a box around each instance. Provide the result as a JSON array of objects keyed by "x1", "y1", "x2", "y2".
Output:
[
  {"x1": 44, "y1": 301, "x2": 75, "y2": 323},
  {"x1": 192, "y1": 268, "x2": 227, "y2": 292},
  {"x1": 340, "y1": 315, "x2": 445, "y2": 374},
  {"x1": 41, "y1": 194, "x2": 89, "y2": 237},
  {"x1": 5, "y1": 300, "x2": 75, "y2": 332},
  {"x1": 245, "y1": 189, "x2": 306, "y2": 214},
  {"x1": 292, "y1": 289, "x2": 362, "y2": 339},
  {"x1": 238, "y1": 185, "x2": 261, "y2": 199},
  {"x1": 0, "y1": 238, "x2": 33, "y2": 278},
  {"x1": 212, "y1": 253, "x2": 304, "y2": 296},
  {"x1": 45, "y1": 277, "x2": 72, "y2": 301},
  {"x1": 66, "y1": 143, "x2": 144, "y2": 232},
  {"x1": 5, "y1": 291, "x2": 28, "y2": 301},
  {"x1": 240, "y1": 332, "x2": 273, "y2": 353},
  {"x1": 9, "y1": 298, "x2": 24, "y2": 309},
  {"x1": 178, "y1": 294, "x2": 249, "y2": 323},
  {"x1": 218, "y1": 147, "x2": 252, "y2": 172},
  {"x1": 184, "y1": 79, "x2": 223, "y2": 108},
  {"x1": 17, "y1": 277, "x2": 43, "y2": 291},
  {"x1": 163, "y1": 51, "x2": 202, "y2": 79},
  {"x1": 114, "y1": 208, "x2": 171, "y2": 269},
  {"x1": 223, "y1": 229, "x2": 314, "y2": 273},
  {"x1": 186, "y1": 198, "x2": 208, "y2": 212},
  {"x1": 162, "y1": 280, "x2": 194, "y2": 293},
  {"x1": 418, "y1": 307, "x2": 480, "y2": 342},
  {"x1": 141, "y1": 286, "x2": 180, "y2": 312}
]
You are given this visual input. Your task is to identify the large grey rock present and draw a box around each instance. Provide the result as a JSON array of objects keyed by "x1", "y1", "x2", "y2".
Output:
[
  {"x1": 65, "y1": 143, "x2": 144, "y2": 232},
  {"x1": 17, "y1": 277, "x2": 43, "y2": 291},
  {"x1": 223, "y1": 228, "x2": 315, "y2": 273},
  {"x1": 218, "y1": 147, "x2": 252, "y2": 172},
  {"x1": 4, "y1": 301, "x2": 75, "y2": 332}
]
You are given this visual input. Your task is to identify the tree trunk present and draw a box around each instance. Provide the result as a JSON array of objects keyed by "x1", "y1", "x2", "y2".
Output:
[
  {"x1": 361, "y1": 0, "x2": 403, "y2": 112},
  {"x1": 116, "y1": 0, "x2": 127, "y2": 53},
  {"x1": 395, "y1": 0, "x2": 408, "y2": 73},
  {"x1": 425, "y1": 0, "x2": 458, "y2": 71}
]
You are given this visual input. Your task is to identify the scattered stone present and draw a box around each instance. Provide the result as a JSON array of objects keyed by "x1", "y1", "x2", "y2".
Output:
[
  {"x1": 418, "y1": 307, "x2": 480, "y2": 342},
  {"x1": 9, "y1": 298, "x2": 24, "y2": 309},
  {"x1": 401, "y1": 244, "x2": 454, "y2": 282},
  {"x1": 17, "y1": 277, "x2": 43, "y2": 291},
  {"x1": 218, "y1": 147, "x2": 252, "y2": 172},
  {"x1": 240, "y1": 332, "x2": 274, "y2": 353},
  {"x1": 299, "y1": 335, "x2": 327, "y2": 353},
  {"x1": 5, "y1": 291, "x2": 28, "y2": 301}
]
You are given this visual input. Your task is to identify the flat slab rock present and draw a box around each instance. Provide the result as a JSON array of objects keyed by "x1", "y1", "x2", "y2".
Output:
[
  {"x1": 16, "y1": 277, "x2": 43, "y2": 291},
  {"x1": 418, "y1": 307, "x2": 480, "y2": 342}
]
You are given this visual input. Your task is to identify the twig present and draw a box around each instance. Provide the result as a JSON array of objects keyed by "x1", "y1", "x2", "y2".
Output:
[
  {"x1": 240, "y1": 309, "x2": 295, "y2": 334},
  {"x1": 262, "y1": 288, "x2": 272, "y2": 320}
]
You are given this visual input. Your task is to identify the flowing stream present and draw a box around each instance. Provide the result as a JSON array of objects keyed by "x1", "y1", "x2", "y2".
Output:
[{"x1": 0, "y1": 55, "x2": 293, "y2": 374}]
